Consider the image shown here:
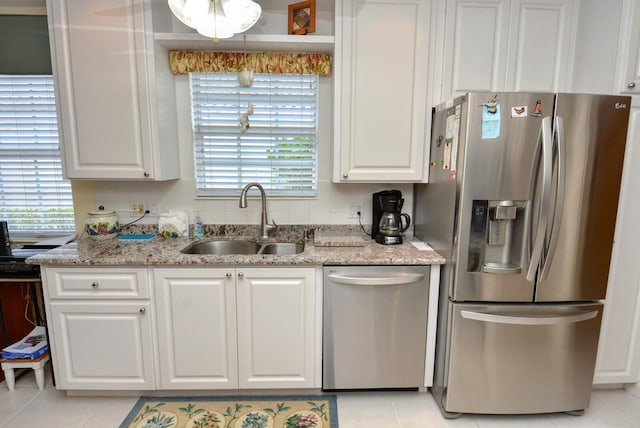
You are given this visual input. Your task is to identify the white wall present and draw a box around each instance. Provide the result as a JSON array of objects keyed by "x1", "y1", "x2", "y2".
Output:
[{"x1": 90, "y1": 72, "x2": 413, "y2": 228}]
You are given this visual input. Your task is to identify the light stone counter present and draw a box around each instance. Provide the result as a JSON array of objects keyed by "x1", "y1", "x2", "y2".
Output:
[{"x1": 27, "y1": 225, "x2": 445, "y2": 267}]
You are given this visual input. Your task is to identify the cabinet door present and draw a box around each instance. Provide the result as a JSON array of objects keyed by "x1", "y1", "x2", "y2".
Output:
[
  {"x1": 48, "y1": 301, "x2": 155, "y2": 389},
  {"x1": 236, "y1": 268, "x2": 319, "y2": 388},
  {"x1": 441, "y1": 0, "x2": 576, "y2": 99},
  {"x1": 154, "y1": 268, "x2": 238, "y2": 389},
  {"x1": 620, "y1": 0, "x2": 640, "y2": 94},
  {"x1": 441, "y1": 0, "x2": 510, "y2": 100},
  {"x1": 334, "y1": 0, "x2": 431, "y2": 182},
  {"x1": 504, "y1": 0, "x2": 576, "y2": 92},
  {"x1": 46, "y1": 0, "x2": 178, "y2": 180}
]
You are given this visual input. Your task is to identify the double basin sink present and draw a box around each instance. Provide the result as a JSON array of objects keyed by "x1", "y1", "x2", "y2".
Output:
[{"x1": 181, "y1": 239, "x2": 304, "y2": 256}]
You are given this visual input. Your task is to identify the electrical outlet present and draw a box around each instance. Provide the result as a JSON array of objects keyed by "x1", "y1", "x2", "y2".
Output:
[
  {"x1": 348, "y1": 204, "x2": 362, "y2": 219},
  {"x1": 147, "y1": 202, "x2": 159, "y2": 215},
  {"x1": 130, "y1": 202, "x2": 145, "y2": 216},
  {"x1": 130, "y1": 202, "x2": 159, "y2": 216}
]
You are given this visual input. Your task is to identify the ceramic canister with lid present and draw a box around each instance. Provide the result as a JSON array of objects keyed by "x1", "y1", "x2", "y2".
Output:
[{"x1": 85, "y1": 208, "x2": 120, "y2": 239}]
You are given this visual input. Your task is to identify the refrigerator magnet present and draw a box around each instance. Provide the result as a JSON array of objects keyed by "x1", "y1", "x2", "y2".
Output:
[
  {"x1": 481, "y1": 104, "x2": 501, "y2": 139},
  {"x1": 531, "y1": 100, "x2": 542, "y2": 117},
  {"x1": 511, "y1": 106, "x2": 528, "y2": 118},
  {"x1": 443, "y1": 142, "x2": 451, "y2": 170}
]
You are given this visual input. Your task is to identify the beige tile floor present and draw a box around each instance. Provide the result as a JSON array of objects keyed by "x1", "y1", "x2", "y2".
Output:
[{"x1": 0, "y1": 368, "x2": 638, "y2": 427}]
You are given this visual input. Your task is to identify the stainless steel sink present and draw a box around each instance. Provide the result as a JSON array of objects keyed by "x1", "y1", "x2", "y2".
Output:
[
  {"x1": 181, "y1": 240, "x2": 261, "y2": 255},
  {"x1": 180, "y1": 240, "x2": 304, "y2": 255},
  {"x1": 258, "y1": 242, "x2": 305, "y2": 255}
]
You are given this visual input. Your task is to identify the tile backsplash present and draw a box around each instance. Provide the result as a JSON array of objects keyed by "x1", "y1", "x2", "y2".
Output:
[{"x1": 92, "y1": 179, "x2": 414, "y2": 231}]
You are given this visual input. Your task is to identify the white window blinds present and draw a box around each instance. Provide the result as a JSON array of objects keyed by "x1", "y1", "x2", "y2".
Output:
[
  {"x1": 0, "y1": 75, "x2": 75, "y2": 234},
  {"x1": 190, "y1": 72, "x2": 318, "y2": 197}
]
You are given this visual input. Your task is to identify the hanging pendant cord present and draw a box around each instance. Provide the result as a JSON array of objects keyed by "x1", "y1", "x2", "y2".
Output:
[{"x1": 243, "y1": 33, "x2": 248, "y2": 69}]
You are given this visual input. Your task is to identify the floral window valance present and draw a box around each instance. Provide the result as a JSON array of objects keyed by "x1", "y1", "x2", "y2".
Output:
[{"x1": 169, "y1": 51, "x2": 332, "y2": 76}]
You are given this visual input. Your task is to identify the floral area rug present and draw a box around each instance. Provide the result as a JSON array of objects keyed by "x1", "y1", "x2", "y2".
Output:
[{"x1": 119, "y1": 395, "x2": 338, "y2": 428}]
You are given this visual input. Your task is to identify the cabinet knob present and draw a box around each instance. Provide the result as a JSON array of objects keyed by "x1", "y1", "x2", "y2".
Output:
[
  {"x1": 342, "y1": 173, "x2": 348, "y2": 179},
  {"x1": 139, "y1": 307, "x2": 146, "y2": 314},
  {"x1": 628, "y1": 82, "x2": 637, "y2": 89},
  {"x1": 226, "y1": 272, "x2": 233, "y2": 278},
  {"x1": 143, "y1": 171, "x2": 150, "y2": 178},
  {"x1": 237, "y1": 272, "x2": 244, "y2": 278},
  {"x1": 92, "y1": 281, "x2": 99, "y2": 288}
]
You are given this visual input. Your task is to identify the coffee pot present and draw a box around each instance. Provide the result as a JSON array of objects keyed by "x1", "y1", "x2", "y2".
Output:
[{"x1": 372, "y1": 190, "x2": 411, "y2": 245}]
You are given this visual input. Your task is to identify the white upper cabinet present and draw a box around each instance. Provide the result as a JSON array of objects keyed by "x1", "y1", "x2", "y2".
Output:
[
  {"x1": 439, "y1": 0, "x2": 510, "y2": 100},
  {"x1": 440, "y1": 0, "x2": 577, "y2": 100},
  {"x1": 620, "y1": 0, "x2": 640, "y2": 94},
  {"x1": 333, "y1": 0, "x2": 433, "y2": 182},
  {"x1": 46, "y1": 0, "x2": 179, "y2": 180}
]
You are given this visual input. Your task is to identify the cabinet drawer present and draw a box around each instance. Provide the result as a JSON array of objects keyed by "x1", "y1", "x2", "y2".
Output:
[{"x1": 44, "y1": 268, "x2": 149, "y2": 299}]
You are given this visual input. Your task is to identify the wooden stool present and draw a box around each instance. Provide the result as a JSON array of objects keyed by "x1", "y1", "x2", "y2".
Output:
[{"x1": 1, "y1": 352, "x2": 50, "y2": 391}]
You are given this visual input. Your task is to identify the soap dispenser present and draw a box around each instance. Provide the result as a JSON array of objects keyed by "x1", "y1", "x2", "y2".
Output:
[{"x1": 193, "y1": 213, "x2": 204, "y2": 238}]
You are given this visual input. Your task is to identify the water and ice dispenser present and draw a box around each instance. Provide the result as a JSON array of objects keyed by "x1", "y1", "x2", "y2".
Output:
[{"x1": 468, "y1": 200, "x2": 527, "y2": 275}]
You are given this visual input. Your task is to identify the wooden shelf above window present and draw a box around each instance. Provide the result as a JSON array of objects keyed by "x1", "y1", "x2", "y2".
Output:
[{"x1": 154, "y1": 32, "x2": 335, "y2": 53}]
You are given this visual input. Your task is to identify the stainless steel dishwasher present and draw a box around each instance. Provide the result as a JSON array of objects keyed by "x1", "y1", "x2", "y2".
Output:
[{"x1": 322, "y1": 265, "x2": 430, "y2": 390}]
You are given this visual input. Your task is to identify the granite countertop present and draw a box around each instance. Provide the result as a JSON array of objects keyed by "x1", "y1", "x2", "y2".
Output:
[{"x1": 26, "y1": 225, "x2": 445, "y2": 267}]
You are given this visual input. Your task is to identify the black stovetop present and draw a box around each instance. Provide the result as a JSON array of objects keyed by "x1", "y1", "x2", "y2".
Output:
[
  {"x1": 0, "y1": 245, "x2": 58, "y2": 278},
  {"x1": 0, "y1": 245, "x2": 58, "y2": 261}
]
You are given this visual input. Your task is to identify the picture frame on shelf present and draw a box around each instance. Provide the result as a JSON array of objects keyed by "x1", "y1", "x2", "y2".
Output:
[{"x1": 288, "y1": 0, "x2": 316, "y2": 35}]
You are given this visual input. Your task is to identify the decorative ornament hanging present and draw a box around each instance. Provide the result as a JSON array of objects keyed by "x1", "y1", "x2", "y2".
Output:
[
  {"x1": 237, "y1": 34, "x2": 255, "y2": 87},
  {"x1": 239, "y1": 103, "x2": 255, "y2": 133}
]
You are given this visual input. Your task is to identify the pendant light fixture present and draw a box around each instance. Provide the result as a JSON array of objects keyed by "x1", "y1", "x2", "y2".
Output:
[{"x1": 168, "y1": 0, "x2": 261, "y2": 42}]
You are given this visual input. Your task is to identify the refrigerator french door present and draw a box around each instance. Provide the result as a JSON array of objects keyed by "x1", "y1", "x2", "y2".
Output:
[{"x1": 414, "y1": 92, "x2": 631, "y2": 416}]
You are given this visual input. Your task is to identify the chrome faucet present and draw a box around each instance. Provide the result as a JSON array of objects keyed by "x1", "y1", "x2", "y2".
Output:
[{"x1": 239, "y1": 182, "x2": 277, "y2": 240}]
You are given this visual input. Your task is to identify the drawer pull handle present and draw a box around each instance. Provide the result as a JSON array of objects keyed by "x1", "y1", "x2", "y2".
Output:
[
  {"x1": 92, "y1": 282, "x2": 99, "y2": 288},
  {"x1": 237, "y1": 272, "x2": 244, "y2": 278},
  {"x1": 226, "y1": 272, "x2": 233, "y2": 278},
  {"x1": 628, "y1": 82, "x2": 636, "y2": 89},
  {"x1": 139, "y1": 308, "x2": 146, "y2": 314}
]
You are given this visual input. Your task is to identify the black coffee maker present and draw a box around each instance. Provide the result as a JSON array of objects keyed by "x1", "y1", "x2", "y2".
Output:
[{"x1": 372, "y1": 190, "x2": 411, "y2": 245}]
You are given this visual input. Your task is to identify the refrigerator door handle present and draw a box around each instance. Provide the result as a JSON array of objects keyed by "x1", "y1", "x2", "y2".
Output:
[
  {"x1": 540, "y1": 116, "x2": 566, "y2": 280},
  {"x1": 326, "y1": 273, "x2": 425, "y2": 286},
  {"x1": 526, "y1": 116, "x2": 554, "y2": 282},
  {"x1": 460, "y1": 309, "x2": 598, "y2": 326}
]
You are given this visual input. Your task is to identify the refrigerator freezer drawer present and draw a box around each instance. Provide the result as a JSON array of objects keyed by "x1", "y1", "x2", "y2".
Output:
[{"x1": 443, "y1": 302, "x2": 603, "y2": 414}]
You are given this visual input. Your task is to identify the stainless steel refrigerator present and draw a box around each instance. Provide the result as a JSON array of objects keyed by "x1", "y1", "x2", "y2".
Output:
[{"x1": 414, "y1": 92, "x2": 631, "y2": 417}]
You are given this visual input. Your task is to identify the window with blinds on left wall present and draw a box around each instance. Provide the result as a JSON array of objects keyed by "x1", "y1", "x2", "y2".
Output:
[{"x1": 0, "y1": 75, "x2": 75, "y2": 235}]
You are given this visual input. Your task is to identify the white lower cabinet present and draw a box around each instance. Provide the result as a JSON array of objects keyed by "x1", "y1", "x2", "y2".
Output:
[
  {"x1": 236, "y1": 268, "x2": 318, "y2": 389},
  {"x1": 48, "y1": 302, "x2": 155, "y2": 390},
  {"x1": 42, "y1": 267, "x2": 155, "y2": 390},
  {"x1": 154, "y1": 268, "x2": 238, "y2": 389},
  {"x1": 154, "y1": 267, "x2": 320, "y2": 390}
]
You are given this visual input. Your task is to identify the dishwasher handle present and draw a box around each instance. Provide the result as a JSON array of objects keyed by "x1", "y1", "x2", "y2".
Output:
[{"x1": 327, "y1": 273, "x2": 425, "y2": 286}]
